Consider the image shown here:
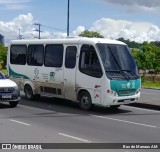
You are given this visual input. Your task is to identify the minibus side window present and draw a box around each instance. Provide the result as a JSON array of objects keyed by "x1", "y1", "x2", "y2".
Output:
[
  {"x1": 27, "y1": 45, "x2": 44, "y2": 66},
  {"x1": 65, "y1": 46, "x2": 77, "y2": 69},
  {"x1": 79, "y1": 45, "x2": 103, "y2": 78},
  {"x1": 45, "y1": 44, "x2": 63, "y2": 67},
  {"x1": 10, "y1": 45, "x2": 27, "y2": 65}
]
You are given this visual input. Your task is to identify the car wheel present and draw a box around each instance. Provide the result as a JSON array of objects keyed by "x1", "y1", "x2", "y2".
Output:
[
  {"x1": 78, "y1": 91, "x2": 92, "y2": 110},
  {"x1": 9, "y1": 101, "x2": 19, "y2": 108}
]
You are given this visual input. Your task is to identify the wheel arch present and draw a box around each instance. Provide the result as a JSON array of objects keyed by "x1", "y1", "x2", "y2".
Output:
[
  {"x1": 24, "y1": 81, "x2": 36, "y2": 95},
  {"x1": 77, "y1": 89, "x2": 92, "y2": 102}
]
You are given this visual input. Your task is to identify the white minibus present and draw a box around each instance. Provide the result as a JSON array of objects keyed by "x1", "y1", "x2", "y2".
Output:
[{"x1": 7, "y1": 37, "x2": 141, "y2": 110}]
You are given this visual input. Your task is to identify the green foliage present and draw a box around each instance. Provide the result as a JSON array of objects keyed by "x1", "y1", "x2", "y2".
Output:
[
  {"x1": 0, "y1": 44, "x2": 7, "y2": 69},
  {"x1": 131, "y1": 42, "x2": 160, "y2": 82},
  {"x1": 142, "y1": 81, "x2": 160, "y2": 89},
  {"x1": 0, "y1": 69, "x2": 8, "y2": 75},
  {"x1": 138, "y1": 42, "x2": 155, "y2": 70},
  {"x1": 117, "y1": 38, "x2": 142, "y2": 48},
  {"x1": 79, "y1": 30, "x2": 104, "y2": 38}
]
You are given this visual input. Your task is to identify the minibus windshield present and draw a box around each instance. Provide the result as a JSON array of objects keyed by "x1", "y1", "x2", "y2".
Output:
[{"x1": 97, "y1": 43, "x2": 139, "y2": 80}]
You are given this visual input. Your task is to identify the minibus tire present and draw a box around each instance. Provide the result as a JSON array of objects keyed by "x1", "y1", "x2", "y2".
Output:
[
  {"x1": 78, "y1": 91, "x2": 92, "y2": 111},
  {"x1": 9, "y1": 101, "x2": 19, "y2": 108},
  {"x1": 24, "y1": 85, "x2": 34, "y2": 100}
]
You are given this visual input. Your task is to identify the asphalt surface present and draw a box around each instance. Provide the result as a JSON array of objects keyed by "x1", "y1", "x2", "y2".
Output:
[
  {"x1": 140, "y1": 88, "x2": 160, "y2": 105},
  {"x1": 0, "y1": 88, "x2": 160, "y2": 152}
]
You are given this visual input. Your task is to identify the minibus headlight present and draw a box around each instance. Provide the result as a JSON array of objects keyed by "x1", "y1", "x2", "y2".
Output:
[
  {"x1": 136, "y1": 88, "x2": 140, "y2": 94},
  {"x1": 107, "y1": 90, "x2": 118, "y2": 97}
]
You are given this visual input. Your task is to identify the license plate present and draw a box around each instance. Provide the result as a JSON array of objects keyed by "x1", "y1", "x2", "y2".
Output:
[
  {"x1": 2, "y1": 94, "x2": 12, "y2": 99},
  {"x1": 124, "y1": 99, "x2": 131, "y2": 104}
]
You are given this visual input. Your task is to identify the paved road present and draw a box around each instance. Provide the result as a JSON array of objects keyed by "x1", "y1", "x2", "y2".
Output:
[
  {"x1": 0, "y1": 90, "x2": 160, "y2": 152},
  {"x1": 140, "y1": 88, "x2": 160, "y2": 106}
]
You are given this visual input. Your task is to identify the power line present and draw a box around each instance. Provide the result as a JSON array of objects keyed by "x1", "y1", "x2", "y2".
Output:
[
  {"x1": 41, "y1": 24, "x2": 66, "y2": 32},
  {"x1": 33, "y1": 23, "x2": 66, "y2": 39}
]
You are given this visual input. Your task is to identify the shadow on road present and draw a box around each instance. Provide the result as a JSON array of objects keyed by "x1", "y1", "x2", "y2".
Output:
[
  {"x1": 130, "y1": 103, "x2": 160, "y2": 111},
  {"x1": 17, "y1": 95, "x2": 131, "y2": 116}
]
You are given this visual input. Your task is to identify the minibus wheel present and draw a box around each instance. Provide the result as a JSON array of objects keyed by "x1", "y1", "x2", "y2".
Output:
[
  {"x1": 24, "y1": 85, "x2": 34, "y2": 100},
  {"x1": 78, "y1": 91, "x2": 92, "y2": 110}
]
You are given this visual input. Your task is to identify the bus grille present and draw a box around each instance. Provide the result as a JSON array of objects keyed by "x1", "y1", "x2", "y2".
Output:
[{"x1": 119, "y1": 89, "x2": 136, "y2": 95}]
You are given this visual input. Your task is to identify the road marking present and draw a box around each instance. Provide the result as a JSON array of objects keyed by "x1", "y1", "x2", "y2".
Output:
[
  {"x1": 59, "y1": 133, "x2": 91, "y2": 143},
  {"x1": 10, "y1": 119, "x2": 31, "y2": 126},
  {"x1": 123, "y1": 105, "x2": 160, "y2": 113},
  {"x1": 91, "y1": 115, "x2": 159, "y2": 128}
]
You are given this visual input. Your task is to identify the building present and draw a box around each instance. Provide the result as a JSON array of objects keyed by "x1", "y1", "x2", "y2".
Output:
[{"x1": 0, "y1": 34, "x2": 4, "y2": 44}]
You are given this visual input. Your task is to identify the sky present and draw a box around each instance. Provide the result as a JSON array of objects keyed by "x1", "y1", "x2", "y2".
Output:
[{"x1": 1, "y1": 0, "x2": 160, "y2": 45}]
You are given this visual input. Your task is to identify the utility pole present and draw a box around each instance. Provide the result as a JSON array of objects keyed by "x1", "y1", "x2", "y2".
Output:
[
  {"x1": 18, "y1": 29, "x2": 23, "y2": 39},
  {"x1": 67, "y1": 0, "x2": 70, "y2": 37},
  {"x1": 34, "y1": 23, "x2": 41, "y2": 39}
]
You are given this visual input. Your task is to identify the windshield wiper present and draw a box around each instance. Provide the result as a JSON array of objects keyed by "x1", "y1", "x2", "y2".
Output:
[
  {"x1": 121, "y1": 69, "x2": 139, "y2": 79},
  {"x1": 120, "y1": 70, "x2": 130, "y2": 80},
  {"x1": 106, "y1": 70, "x2": 121, "y2": 72},
  {"x1": 105, "y1": 70, "x2": 130, "y2": 80}
]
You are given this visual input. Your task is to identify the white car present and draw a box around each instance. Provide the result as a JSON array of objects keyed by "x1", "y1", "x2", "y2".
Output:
[{"x1": 0, "y1": 71, "x2": 20, "y2": 107}]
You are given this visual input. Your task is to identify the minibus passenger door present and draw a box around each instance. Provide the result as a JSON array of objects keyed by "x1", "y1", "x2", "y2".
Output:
[
  {"x1": 64, "y1": 46, "x2": 77, "y2": 101},
  {"x1": 77, "y1": 45, "x2": 103, "y2": 105}
]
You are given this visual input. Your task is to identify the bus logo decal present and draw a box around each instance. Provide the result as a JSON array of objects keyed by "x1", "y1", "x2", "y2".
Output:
[
  {"x1": 50, "y1": 72, "x2": 55, "y2": 81},
  {"x1": 34, "y1": 68, "x2": 39, "y2": 76},
  {"x1": 127, "y1": 83, "x2": 131, "y2": 88},
  {"x1": 34, "y1": 68, "x2": 39, "y2": 79},
  {"x1": 132, "y1": 81, "x2": 135, "y2": 88}
]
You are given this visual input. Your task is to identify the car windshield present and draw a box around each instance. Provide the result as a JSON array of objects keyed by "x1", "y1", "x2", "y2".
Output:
[
  {"x1": 97, "y1": 43, "x2": 139, "y2": 80},
  {"x1": 0, "y1": 72, "x2": 6, "y2": 79}
]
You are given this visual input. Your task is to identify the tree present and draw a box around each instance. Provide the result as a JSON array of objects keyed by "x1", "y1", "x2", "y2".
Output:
[
  {"x1": 117, "y1": 37, "x2": 142, "y2": 49},
  {"x1": 135, "y1": 42, "x2": 155, "y2": 82},
  {"x1": 131, "y1": 42, "x2": 160, "y2": 82},
  {"x1": 0, "y1": 44, "x2": 7, "y2": 69},
  {"x1": 79, "y1": 30, "x2": 104, "y2": 38},
  {"x1": 150, "y1": 44, "x2": 160, "y2": 82}
]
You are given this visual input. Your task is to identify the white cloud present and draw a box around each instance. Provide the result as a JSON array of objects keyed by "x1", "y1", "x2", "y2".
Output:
[
  {"x1": 1, "y1": 14, "x2": 160, "y2": 45},
  {"x1": 88, "y1": 18, "x2": 160, "y2": 43},
  {"x1": 72, "y1": 26, "x2": 86, "y2": 36},
  {"x1": 0, "y1": 13, "x2": 67, "y2": 45},
  {"x1": 101, "y1": 0, "x2": 160, "y2": 13},
  {"x1": 0, "y1": 13, "x2": 34, "y2": 44}
]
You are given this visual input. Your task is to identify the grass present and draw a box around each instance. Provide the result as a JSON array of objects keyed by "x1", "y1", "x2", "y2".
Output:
[
  {"x1": 0, "y1": 69, "x2": 8, "y2": 75},
  {"x1": 141, "y1": 81, "x2": 160, "y2": 89}
]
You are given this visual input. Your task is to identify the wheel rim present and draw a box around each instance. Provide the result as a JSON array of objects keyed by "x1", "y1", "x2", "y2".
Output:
[
  {"x1": 25, "y1": 86, "x2": 33, "y2": 99},
  {"x1": 80, "y1": 93, "x2": 91, "y2": 109}
]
